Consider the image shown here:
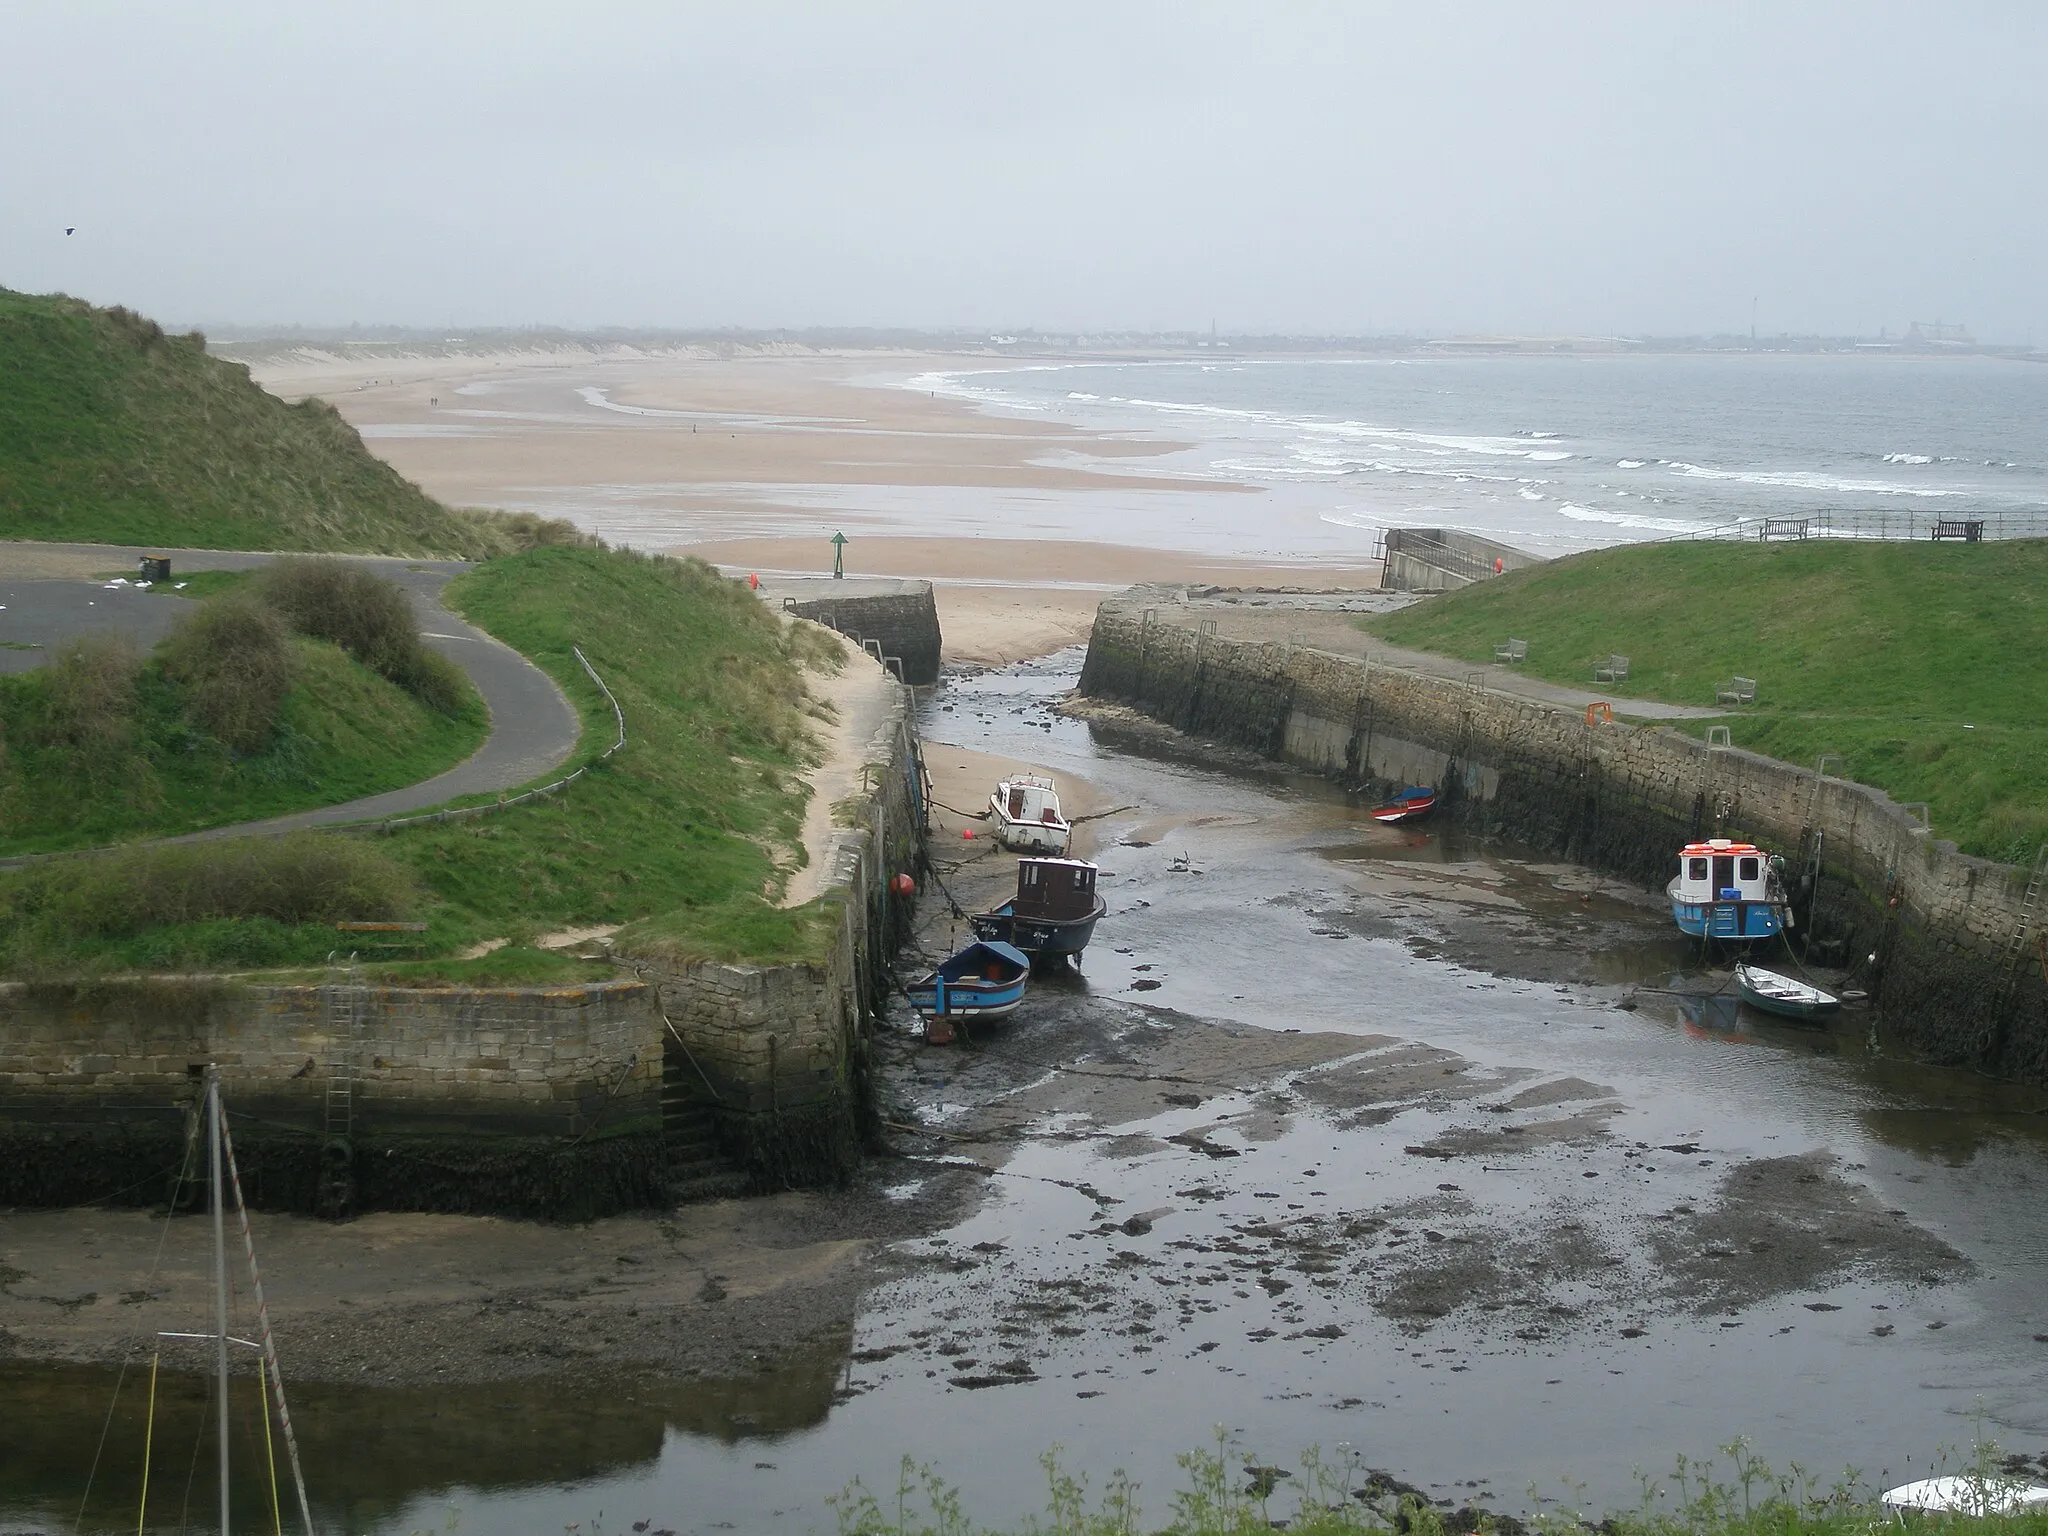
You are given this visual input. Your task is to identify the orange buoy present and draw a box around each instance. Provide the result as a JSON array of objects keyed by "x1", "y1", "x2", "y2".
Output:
[{"x1": 890, "y1": 873, "x2": 916, "y2": 897}]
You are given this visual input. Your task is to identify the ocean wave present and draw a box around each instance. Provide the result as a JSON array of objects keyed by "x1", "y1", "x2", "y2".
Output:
[
  {"x1": 1616, "y1": 459, "x2": 1646, "y2": 468},
  {"x1": 1518, "y1": 488, "x2": 1546, "y2": 501},
  {"x1": 1557, "y1": 504, "x2": 1714, "y2": 533},
  {"x1": 1665, "y1": 461, "x2": 1960, "y2": 497},
  {"x1": 1883, "y1": 452, "x2": 1934, "y2": 464}
]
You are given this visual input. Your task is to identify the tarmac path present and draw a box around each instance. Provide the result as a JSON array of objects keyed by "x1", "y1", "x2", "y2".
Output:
[{"x1": 0, "y1": 542, "x2": 581, "y2": 852}]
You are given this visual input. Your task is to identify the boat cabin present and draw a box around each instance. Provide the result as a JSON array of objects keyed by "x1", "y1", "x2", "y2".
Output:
[
  {"x1": 1002, "y1": 773, "x2": 1066, "y2": 827},
  {"x1": 1674, "y1": 839, "x2": 1771, "y2": 904},
  {"x1": 1013, "y1": 857, "x2": 1098, "y2": 921}
]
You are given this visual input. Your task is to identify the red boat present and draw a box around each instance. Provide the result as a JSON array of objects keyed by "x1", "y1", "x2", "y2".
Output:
[{"x1": 1369, "y1": 786, "x2": 1436, "y2": 824}]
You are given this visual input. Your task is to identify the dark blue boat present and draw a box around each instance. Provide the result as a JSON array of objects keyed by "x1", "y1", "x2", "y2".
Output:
[
  {"x1": 969, "y1": 857, "x2": 1105, "y2": 967},
  {"x1": 906, "y1": 939, "x2": 1031, "y2": 1024}
]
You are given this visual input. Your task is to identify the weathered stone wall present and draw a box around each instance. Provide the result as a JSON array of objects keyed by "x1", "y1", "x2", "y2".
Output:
[
  {"x1": 634, "y1": 680, "x2": 923, "y2": 1186},
  {"x1": 784, "y1": 587, "x2": 943, "y2": 685},
  {"x1": 1080, "y1": 590, "x2": 2048, "y2": 1085},
  {"x1": 0, "y1": 977, "x2": 661, "y2": 1136}
]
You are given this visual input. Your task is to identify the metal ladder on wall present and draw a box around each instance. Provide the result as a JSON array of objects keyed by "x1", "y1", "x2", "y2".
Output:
[
  {"x1": 1995, "y1": 846, "x2": 2048, "y2": 1009},
  {"x1": 323, "y1": 956, "x2": 363, "y2": 1141}
]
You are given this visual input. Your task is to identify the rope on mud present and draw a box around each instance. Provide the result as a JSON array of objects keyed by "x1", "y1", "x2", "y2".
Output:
[
  {"x1": 1068, "y1": 803, "x2": 1139, "y2": 824},
  {"x1": 929, "y1": 798, "x2": 990, "y2": 820}
]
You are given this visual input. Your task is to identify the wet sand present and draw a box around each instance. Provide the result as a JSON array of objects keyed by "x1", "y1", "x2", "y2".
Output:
[{"x1": 242, "y1": 350, "x2": 1383, "y2": 669}]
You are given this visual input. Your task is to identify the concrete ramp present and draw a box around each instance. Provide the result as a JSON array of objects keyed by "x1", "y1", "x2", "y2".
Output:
[{"x1": 1377, "y1": 528, "x2": 1541, "y2": 591}]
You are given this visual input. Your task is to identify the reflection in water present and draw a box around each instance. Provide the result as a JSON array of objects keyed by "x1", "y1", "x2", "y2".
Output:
[{"x1": 0, "y1": 1331, "x2": 847, "y2": 1532}]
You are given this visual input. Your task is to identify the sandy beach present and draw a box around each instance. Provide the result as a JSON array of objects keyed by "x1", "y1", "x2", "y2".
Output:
[{"x1": 248, "y1": 349, "x2": 1380, "y2": 665}]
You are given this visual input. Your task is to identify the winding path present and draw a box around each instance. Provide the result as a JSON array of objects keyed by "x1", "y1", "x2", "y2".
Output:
[{"x1": 0, "y1": 543, "x2": 582, "y2": 857}]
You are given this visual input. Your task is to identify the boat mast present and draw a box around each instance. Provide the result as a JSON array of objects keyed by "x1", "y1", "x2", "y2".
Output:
[{"x1": 207, "y1": 1064, "x2": 231, "y2": 1536}]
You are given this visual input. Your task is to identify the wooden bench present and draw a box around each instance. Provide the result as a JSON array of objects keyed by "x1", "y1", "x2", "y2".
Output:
[
  {"x1": 1493, "y1": 638, "x2": 1528, "y2": 663},
  {"x1": 1594, "y1": 654, "x2": 1629, "y2": 682},
  {"x1": 1716, "y1": 676, "x2": 1757, "y2": 705},
  {"x1": 1931, "y1": 519, "x2": 1984, "y2": 542}
]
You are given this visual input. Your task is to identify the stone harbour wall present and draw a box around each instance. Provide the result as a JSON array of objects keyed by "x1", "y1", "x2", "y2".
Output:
[
  {"x1": 635, "y1": 679, "x2": 923, "y2": 1187},
  {"x1": 1079, "y1": 590, "x2": 2048, "y2": 1086},
  {"x1": 784, "y1": 586, "x2": 942, "y2": 686},
  {"x1": 0, "y1": 977, "x2": 659, "y2": 1135}
]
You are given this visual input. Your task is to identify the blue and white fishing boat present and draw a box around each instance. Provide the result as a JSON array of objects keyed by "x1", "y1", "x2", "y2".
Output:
[
  {"x1": 1667, "y1": 838, "x2": 1787, "y2": 942},
  {"x1": 907, "y1": 939, "x2": 1032, "y2": 1025}
]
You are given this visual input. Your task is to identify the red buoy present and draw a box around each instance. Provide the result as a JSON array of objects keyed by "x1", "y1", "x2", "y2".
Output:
[
  {"x1": 961, "y1": 828, "x2": 975, "y2": 840},
  {"x1": 890, "y1": 873, "x2": 916, "y2": 897}
]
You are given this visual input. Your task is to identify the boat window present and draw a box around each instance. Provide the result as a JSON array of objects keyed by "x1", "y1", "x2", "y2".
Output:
[
  {"x1": 1738, "y1": 856, "x2": 1759, "y2": 882},
  {"x1": 1687, "y1": 857, "x2": 1709, "y2": 881},
  {"x1": 1023, "y1": 865, "x2": 1039, "y2": 886}
]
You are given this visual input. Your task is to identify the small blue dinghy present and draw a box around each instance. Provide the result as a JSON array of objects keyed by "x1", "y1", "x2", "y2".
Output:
[{"x1": 907, "y1": 939, "x2": 1031, "y2": 1029}]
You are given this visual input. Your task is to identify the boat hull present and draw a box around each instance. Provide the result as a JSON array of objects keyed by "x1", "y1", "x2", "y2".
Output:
[
  {"x1": 1369, "y1": 789, "x2": 1436, "y2": 824},
  {"x1": 988, "y1": 809, "x2": 1071, "y2": 854},
  {"x1": 970, "y1": 896, "x2": 1107, "y2": 964},
  {"x1": 1735, "y1": 964, "x2": 1841, "y2": 1021},
  {"x1": 1668, "y1": 880, "x2": 1784, "y2": 941},
  {"x1": 905, "y1": 977, "x2": 1027, "y2": 1020},
  {"x1": 908, "y1": 938, "x2": 1033, "y2": 1023}
]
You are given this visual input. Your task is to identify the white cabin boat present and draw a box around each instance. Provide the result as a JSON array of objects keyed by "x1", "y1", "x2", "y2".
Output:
[
  {"x1": 1667, "y1": 837, "x2": 1786, "y2": 942},
  {"x1": 988, "y1": 772, "x2": 1072, "y2": 854}
]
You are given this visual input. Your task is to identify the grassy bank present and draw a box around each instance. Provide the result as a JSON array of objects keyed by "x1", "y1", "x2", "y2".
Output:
[
  {"x1": 1360, "y1": 540, "x2": 2048, "y2": 863},
  {"x1": 825, "y1": 1437, "x2": 2048, "y2": 1536},
  {"x1": 0, "y1": 288, "x2": 574, "y2": 556},
  {"x1": 0, "y1": 633, "x2": 486, "y2": 857},
  {"x1": 0, "y1": 546, "x2": 845, "y2": 974}
]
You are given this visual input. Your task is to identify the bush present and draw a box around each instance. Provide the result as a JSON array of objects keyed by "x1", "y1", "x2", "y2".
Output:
[
  {"x1": 254, "y1": 557, "x2": 464, "y2": 712},
  {"x1": 158, "y1": 596, "x2": 293, "y2": 753},
  {"x1": 1, "y1": 832, "x2": 417, "y2": 942},
  {"x1": 43, "y1": 634, "x2": 142, "y2": 761}
]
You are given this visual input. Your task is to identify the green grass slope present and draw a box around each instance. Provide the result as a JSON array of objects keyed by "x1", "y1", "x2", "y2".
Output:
[
  {"x1": 0, "y1": 547, "x2": 843, "y2": 975},
  {"x1": 1360, "y1": 539, "x2": 2048, "y2": 863},
  {"x1": 0, "y1": 636, "x2": 487, "y2": 856},
  {"x1": 0, "y1": 288, "x2": 504, "y2": 555}
]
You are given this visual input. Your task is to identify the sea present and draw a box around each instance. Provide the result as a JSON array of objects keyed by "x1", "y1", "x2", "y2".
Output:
[{"x1": 902, "y1": 353, "x2": 2048, "y2": 564}]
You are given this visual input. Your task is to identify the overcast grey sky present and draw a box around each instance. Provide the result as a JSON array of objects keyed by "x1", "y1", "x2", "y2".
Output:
[{"x1": 4, "y1": 3, "x2": 2043, "y2": 338}]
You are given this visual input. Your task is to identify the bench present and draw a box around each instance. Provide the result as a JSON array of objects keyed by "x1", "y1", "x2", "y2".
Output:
[
  {"x1": 1594, "y1": 654, "x2": 1629, "y2": 683},
  {"x1": 1493, "y1": 637, "x2": 1528, "y2": 663},
  {"x1": 1716, "y1": 676, "x2": 1757, "y2": 705},
  {"x1": 1931, "y1": 519, "x2": 1984, "y2": 542}
]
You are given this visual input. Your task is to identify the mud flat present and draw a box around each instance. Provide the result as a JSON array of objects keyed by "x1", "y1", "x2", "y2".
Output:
[{"x1": 1076, "y1": 586, "x2": 2048, "y2": 1089}]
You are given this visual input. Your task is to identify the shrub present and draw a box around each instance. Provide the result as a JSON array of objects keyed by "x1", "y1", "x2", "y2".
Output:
[
  {"x1": 254, "y1": 557, "x2": 464, "y2": 712},
  {"x1": 1, "y1": 832, "x2": 416, "y2": 942},
  {"x1": 42, "y1": 634, "x2": 142, "y2": 761},
  {"x1": 158, "y1": 596, "x2": 293, "y2": 754}
]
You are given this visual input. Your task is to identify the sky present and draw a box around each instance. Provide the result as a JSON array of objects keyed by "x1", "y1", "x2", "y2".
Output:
[{"x1": 3, "y1": 2, "x2": 2044, "y2": 340}]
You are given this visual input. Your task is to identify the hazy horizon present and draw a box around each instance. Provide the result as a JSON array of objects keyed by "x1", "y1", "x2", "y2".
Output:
[{"x1": 5, "y1": 3, "x2": 2044, "y2": 342}]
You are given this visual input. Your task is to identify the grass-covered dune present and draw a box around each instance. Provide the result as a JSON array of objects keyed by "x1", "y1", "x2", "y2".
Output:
[
  {"x1": 0, "y1": 547, "x2": 846, "y2": 977},
  {"x1": 0, "y1": 561, "x2": 485, "y2": 858},
  {"x1": 0, "y1": 288, "x2": 550, "y2": 556},
  {"x1": 1359, "y1": 539, "x2": 2048, "y2": 864}
]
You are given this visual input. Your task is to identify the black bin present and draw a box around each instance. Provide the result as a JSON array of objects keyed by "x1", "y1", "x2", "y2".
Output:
[{"x1": 138, "y1": 556, "x2": 171, "y2": 583}]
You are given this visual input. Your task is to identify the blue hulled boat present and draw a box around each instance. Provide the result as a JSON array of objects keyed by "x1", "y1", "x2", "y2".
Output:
[
  {"x1": 907, "y1": 939, "x2": 1032, "y2": 1026},
  {"x1": 1667, "y1": 838, "x2": 1787, "y2": 942}
]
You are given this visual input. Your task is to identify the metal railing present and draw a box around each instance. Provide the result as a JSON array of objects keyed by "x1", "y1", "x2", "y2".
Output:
[
  {"x1": 356, "y1": 644, "x2": 625, "y2": 834},
  {"x1": 1658, "y1": 508, "x2": 2048, "y2": 545}
]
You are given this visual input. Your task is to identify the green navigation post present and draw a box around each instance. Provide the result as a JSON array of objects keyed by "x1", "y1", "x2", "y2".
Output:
[{"x1": 831, "y1": 530, "x2": 847, "y2": 579}]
